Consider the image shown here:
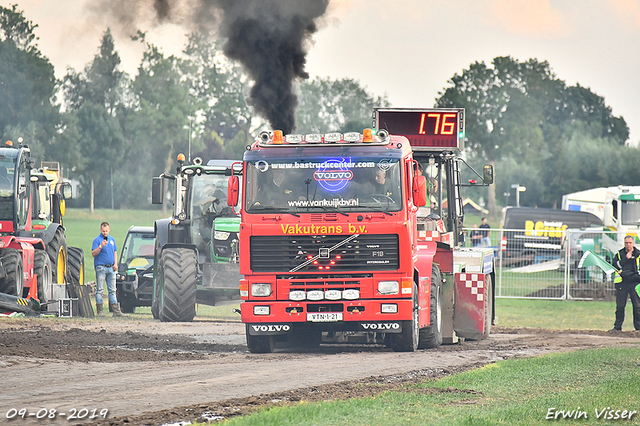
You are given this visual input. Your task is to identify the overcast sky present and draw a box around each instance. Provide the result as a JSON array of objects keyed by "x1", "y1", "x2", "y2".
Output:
[{"x1": 5, "y1": 0, "x2": 640, "y2": 144}]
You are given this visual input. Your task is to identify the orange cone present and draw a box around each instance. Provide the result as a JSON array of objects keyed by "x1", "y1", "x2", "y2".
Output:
[{"x1": 27, "y1": 275, "x2": 39, "y2": 302}]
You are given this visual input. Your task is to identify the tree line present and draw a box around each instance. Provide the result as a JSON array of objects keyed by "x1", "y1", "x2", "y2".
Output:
[{"x1": 0, "y1": 5, "x2": 634, "y2": 213}]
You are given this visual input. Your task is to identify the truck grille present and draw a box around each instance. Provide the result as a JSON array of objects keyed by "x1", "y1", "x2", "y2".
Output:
[{"x1": 250, "y1": 234, "x2": 399, "y2": 272}]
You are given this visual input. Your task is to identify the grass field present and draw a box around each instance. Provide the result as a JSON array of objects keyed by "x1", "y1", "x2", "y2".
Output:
[{"x1": 220, "y1": 347, "x2": 640, "y2": 426}]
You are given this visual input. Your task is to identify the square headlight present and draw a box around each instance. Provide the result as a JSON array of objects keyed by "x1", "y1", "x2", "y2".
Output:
[
  {"x1": 381, "y1": 303, "x2": 398, "y2": 313},
  {"x1": 378, "y1": 281, "x2": 399, "y2": 295},
  {"x1": 253, "y1": 306, "x2": 270, "y2": 315},
  {"x1": 251, "y1": 283, "x2": 272, "y2": 297}
]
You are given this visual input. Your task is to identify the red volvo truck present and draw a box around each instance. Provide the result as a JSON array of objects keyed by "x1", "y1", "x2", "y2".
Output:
[{"x1": 227, "y1": 108, "x2": 495, "y2": 353}]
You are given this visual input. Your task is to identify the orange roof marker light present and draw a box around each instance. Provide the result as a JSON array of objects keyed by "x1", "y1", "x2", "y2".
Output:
[
  {"x1": 177, "y1": 153, "x2": 186, "y2": 162},
  {"x1": 272, "y1": 130, "x2": 284, "y2": 144},
  {"x1": 362, "y1": 129, "x2": 374, "y2": 143},
  {"x1": 5, "y1": 140, "x2": 13, "y2": 147}
]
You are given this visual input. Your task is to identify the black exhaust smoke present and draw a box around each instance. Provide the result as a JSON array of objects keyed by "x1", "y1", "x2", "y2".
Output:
[{"x1": 91, "y1": 0, "x2": 330, "y2": 134}]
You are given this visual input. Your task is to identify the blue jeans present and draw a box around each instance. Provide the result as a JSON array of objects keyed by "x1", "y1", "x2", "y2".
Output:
[{"x1": 95, "y1": 265, "x2": 117, "y2": 305}]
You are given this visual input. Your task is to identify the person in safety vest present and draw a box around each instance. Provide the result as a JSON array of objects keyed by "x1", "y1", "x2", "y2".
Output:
[{"x1": 610, "y1": 235, "x2": 640, "y2": 332}]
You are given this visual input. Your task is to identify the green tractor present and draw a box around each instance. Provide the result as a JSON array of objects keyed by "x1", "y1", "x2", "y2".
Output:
[{"x1": 150, "y1": 157, "x2": 242, "y2": 322}]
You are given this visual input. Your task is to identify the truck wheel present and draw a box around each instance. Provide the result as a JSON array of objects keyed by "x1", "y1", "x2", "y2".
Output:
[
  {"x1": 47, "y1": 227, "x2": 67, "y2": 284},
  {"x1": 391, "y1": 284, "x2": 419, "y2": 352},
  {"x1": 0, "y1": 249, "x2": 24, "y2": 297},
  {"x1": 246, "y1": 325, "x2": 275, "y2": 353},
  {"x1": 483, "y1": 274, "x2": 493, "y2": 339},
  {"x1": 419, "y1": 265, "x2": 443, "y2": 349},
  {"x1": 159, "y1": 248, "x2": 197, "y2": 322},
  {"x1": 34, "y1": 249, "x2": 53, "y2": 304},
  {"x1": 66, "y1": 247, "x2": 84, "y2": 285}
]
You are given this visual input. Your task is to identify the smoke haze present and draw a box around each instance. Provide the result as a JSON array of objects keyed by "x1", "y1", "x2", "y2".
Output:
[{"x1": 89, "y1": 0, "x2": 330, "y2": 133}]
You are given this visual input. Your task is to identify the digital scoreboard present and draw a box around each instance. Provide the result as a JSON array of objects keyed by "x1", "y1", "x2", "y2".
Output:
[{"x1": 373, "y1": 108, "x2": 464, "y2": 151}]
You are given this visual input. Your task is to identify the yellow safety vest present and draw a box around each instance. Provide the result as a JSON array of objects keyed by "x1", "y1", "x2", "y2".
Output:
[{"x1": 614, "y1": 251, "x2": 640, "y2": 284}]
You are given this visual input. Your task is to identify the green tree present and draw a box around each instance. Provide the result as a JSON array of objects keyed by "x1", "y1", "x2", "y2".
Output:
[
  {"x1": 437, "y1": 56, "x2": 629, "y2": 212},
  {"x1": 182, "y1": 33, "x2": 253, "y2": 161},
  {"x1": 62, "y1": 29, "x2": 127, "y2": 211},
  {"x1": 0, "y1": 5, "x2": 58, "y2": 155},
  {"x1": 296, "y1": 77, "x2": 389, "y2": 134}
]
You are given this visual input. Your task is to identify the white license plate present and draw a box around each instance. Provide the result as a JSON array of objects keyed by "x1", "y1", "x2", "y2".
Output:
[{"x1": 307, "y1": 312, "x2": 343, "y2": 322}]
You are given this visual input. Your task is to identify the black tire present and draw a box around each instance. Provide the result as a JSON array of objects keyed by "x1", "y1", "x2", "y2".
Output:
[
  {"x1": 246, "y1": 325, "x2": 275, "y2": 353},
  {"x1": 483, "y1": 274, "x2": 493, "y2": 339},
  {"x1": 47, "y1": 227, "x2": 67, "y2": 284},
  {"x1": 391, "y1": 284, "x2": 419, "y2": 352},
  {"x1": 66, "y1": 247, "x2": 84, "y2": 285},
  {"x1": 117, "y1": 285, "x2": 136, "y2": 313},
  {"x1": 34, "y1": 249, "x2": 53, "y2": 304},
  {"x1": 419, "y1": 265, "x2": 443, "y2": 349},
  {"x1": 159, "y1": 248, "x2": 197, "y2": 322},
  {"x1": 0, "y1": 249, "x2": 24, "y2": 297}
]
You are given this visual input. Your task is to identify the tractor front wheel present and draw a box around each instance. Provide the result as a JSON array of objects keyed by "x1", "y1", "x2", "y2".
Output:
[
  {"x1": 34, "y1": 249, "x2": 53, "y2": 304},
  {"x1": 0, "y1": 249, "x2": 24, "y2": 297},
  {"x1": 159, "y1": 248, "x2": 197, "y2": 322}
]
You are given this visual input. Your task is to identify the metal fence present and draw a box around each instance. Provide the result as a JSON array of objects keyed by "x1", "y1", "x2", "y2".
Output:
[{"x1": 462, "y1": 228, "x2": 618, "y2": 301}]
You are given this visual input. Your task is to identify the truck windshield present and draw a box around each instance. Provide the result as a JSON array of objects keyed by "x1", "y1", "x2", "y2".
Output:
[
  {"x1": 621, "y1": 200, "x2": 640, "y2": 225},
  {"x1": 244, "y1": 158, "x2": 402, "y2": 214}
]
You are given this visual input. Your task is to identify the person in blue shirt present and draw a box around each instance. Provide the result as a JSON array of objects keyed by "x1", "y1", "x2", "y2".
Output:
[{"x1": 91, "y1": 222, "x2": 123, "y2": 317}]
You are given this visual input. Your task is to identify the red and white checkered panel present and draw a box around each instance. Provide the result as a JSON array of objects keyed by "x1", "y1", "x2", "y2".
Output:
[
  {"x1": 418, "y1": 230, "x2": 453, "y2": 244},
  {"x1": 459, "y1": 273, "x2": 485, "y2": 302},
  {"x1": 454, "y1": 272, "x2": 486, "y2": 340}
]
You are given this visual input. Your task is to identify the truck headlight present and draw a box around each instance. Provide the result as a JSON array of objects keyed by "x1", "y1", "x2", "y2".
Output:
[
  {"x1": 253, "y1": 306, "x2": 270, "y2": 315},
  {"x1": 381, "y1": 303, "x2": 398, "y2": 313},
  {"x1": 378, "y1": 281, "x2": 399, "y2": 295},
  {"x1": 251, "y1": 283, "x2": 272, "y2": 297},
  {"x1": 214, "y1": 230, "x2": 231, "y2": 240},
  {"x1": 289, "y1": 290, "x2": 306, "y2": 301}
]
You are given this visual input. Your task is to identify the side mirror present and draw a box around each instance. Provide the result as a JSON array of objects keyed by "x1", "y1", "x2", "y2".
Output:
[
  {"x1": 61, "y1": 182, "x2": 73, "y2": 199},
  {"x1": 227, "y1": 176, "x2": 239, "y2": 207},
  {"x1": 151, "y1": 177, "x2": 163, "y2": 204},
  {"x1": 413, "y1": 175, "x2": 427, "y2": 207},
  {"x1": 483, "y1": 165, "x2": 494, "y2": 185}
]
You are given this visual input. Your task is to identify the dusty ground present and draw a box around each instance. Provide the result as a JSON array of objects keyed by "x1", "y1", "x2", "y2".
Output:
[{"x1": 0, "y1": 317, "x2": 638, "y2": 426}]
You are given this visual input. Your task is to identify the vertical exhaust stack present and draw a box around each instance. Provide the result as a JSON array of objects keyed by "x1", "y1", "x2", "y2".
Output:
[{"x1": 90, "y1": 0, "x2": 331, "y2": 134}]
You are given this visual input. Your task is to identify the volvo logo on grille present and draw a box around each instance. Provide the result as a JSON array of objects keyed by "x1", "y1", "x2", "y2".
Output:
[
  {"x1": 250, "y1": 324, "x2": 291, "y2": 334},
  {"x1": 361, "y1": 323, "x2": 401, "y2": 330}
]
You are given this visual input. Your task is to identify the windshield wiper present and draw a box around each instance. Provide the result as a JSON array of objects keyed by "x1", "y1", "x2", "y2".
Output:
[
  {"x1": 319, "y1": 206, "x2": 349, "y2": 216},
  {"x1": 363, "y1": 206, "x2": 393, "y2": 216},
  {"x1": 249, "y1": 205, "x2": 300, "y2": 217}
]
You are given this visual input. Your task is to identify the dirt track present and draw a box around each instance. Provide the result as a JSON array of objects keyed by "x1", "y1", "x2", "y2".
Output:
[{"x1": 0, "y1": 318, "x2": 638, "y2": 425}]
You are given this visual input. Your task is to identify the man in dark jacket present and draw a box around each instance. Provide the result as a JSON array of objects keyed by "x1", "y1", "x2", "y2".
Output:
[{"x1": 610, "y1": 235, "x2": 640, "y2": 331}]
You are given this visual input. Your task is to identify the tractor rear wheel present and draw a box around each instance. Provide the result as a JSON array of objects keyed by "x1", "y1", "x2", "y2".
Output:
[
  {"x1": 0, "y1": 249, "x2": 24, "y2": 297},
  {"x1": 159, "y1": 248, "x2": 197, "y2": 322},
  {"x1": 419, "y1": 265, "x2": 443, "y2": 349},
  {"x1": 34, "y1": 249, "x2": 53, "y2": 304},
  {"x1": 47, "y1": 227, "x2": 67, "y2": 284},
  {"x1": 66, "y1": 247, "x2": 84, "y2": 285}
]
